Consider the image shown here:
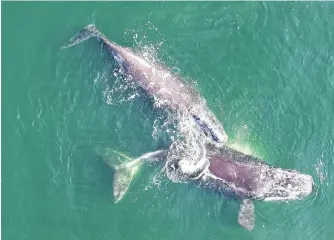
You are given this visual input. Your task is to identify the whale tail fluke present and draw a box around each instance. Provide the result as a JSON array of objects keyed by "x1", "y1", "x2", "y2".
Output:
[
  {"x1": 96, "y1": 147, "x2": 166, "y2": 203},
  {"x1": 96, "y1": 147, "x2": 141, "y2": 203},
  {"x1": 61, "y1": 24, "x2": 99, "y2": 49}
]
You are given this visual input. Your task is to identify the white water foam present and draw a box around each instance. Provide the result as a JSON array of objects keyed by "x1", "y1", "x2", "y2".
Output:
[{"x1": 314, "y1": 153, "x2": 328, "y2": 186}]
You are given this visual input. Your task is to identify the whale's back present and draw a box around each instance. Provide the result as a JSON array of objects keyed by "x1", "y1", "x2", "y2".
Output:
[{"x1": 208, "y1": 156, "x2": 260, "y2": 192}]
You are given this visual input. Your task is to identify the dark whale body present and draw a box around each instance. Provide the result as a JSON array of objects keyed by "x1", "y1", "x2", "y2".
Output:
[
  {"x1": 208, "y1": 156, "x2": 259, "y2": 195},
  {"x1": 169, "y1": 144, "x2": 313, "y2": 202},
  {"x1": 63, "y1": 25, "x2": 314, "y2": 231},
  {"x1": 99, "y1": 143, "x2": 314, "y2": 231},
  {"x1": 62, "y1": 24, "x2": 228, "y2": 146}
]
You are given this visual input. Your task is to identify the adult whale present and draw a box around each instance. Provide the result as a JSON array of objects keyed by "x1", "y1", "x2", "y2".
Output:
[
  {"x1": 62, "y1": 24, "x2": 228, "y2": 145},
  {"x1": 98, "y1": 143, "x2": 314, "y2": 231}
]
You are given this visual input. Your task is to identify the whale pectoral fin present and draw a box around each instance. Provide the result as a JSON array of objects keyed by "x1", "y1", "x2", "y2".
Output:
[{"x1": 238, "y1": 199, "x2": 255, "y2": 231}]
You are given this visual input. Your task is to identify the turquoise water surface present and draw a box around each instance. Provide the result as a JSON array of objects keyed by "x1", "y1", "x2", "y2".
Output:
[{"x1": 2, "y1": 2, "x2": 334, "y2": 240}]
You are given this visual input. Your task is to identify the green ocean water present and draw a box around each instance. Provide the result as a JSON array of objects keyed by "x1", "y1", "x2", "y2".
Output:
[{"x1": 2, "y1": 2, "x2": 334, "y2": 240}]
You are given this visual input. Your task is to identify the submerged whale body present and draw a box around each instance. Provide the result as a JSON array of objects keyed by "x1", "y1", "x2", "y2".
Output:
[
  {"x1": 62, "y1": 24, "x2": 228, "y2": 146},
  {"x1": 98, "y1": 144, "x2": 314, "y2": 231}
]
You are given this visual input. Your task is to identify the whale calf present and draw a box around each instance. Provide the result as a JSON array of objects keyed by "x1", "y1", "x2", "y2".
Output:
[
  {"x1": 62, "y1": 24, "x2": 228, "y2": 146},
  {"x1": 98, "y1": 143, "x2": 314, "y2": 231}
]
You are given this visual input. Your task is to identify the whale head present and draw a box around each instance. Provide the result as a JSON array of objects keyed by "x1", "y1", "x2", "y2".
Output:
[
  {"x1": 191, "y1": 112, "x2": 228, "y2": 146},
  {"x1": 260, "y1": 167, "x2": 314, "y2": 201}
]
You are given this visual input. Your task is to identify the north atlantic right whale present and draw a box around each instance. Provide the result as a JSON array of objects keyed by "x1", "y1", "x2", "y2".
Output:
[
  {"x1": 62, "y1": 24, "x2": 314, "y2": 231},
  {"x1": 98, "y1": 142, "x2": 314, "y2": 231},
  {"x1": 62, "y1": 24, "x2": 228, "y2": 146}
]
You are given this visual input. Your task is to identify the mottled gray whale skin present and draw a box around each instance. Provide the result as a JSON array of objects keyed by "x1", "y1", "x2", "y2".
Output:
[
  {"x1": 168, "y1": 143, "x2": 313, "y2": 202},
  {"x1": 62, "y1": 24, "x2": 228, "y2": 145},
  {"x1": 185, "y1": 144, "x2": 313, "y2": 201},
  {"x1": 99, "y1": 143, "x2": 314, "y2": 231},
  {"x1": 199, "y1": 144, "x2": 313, "y2": 230},
  {"x1": 63, "y1": 25, "x2": 314, "y2": 231}
]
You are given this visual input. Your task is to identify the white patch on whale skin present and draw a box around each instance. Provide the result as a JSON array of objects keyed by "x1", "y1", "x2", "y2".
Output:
[
  {"x1": 178, "y1": 157, "x2": 207, "y2": 177},
  {"x1": 152, "y1": 67, "x2": 156, "y2": 76},
  {"x1": 126, "y1": 51, "x2": 151, "y2": 68},
  {"x1": 259, "y1": 166, "x2": 314, "y2": 202},
  {"x1": 114, "y1": 53, "x2": 125, "y2": 66}
]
